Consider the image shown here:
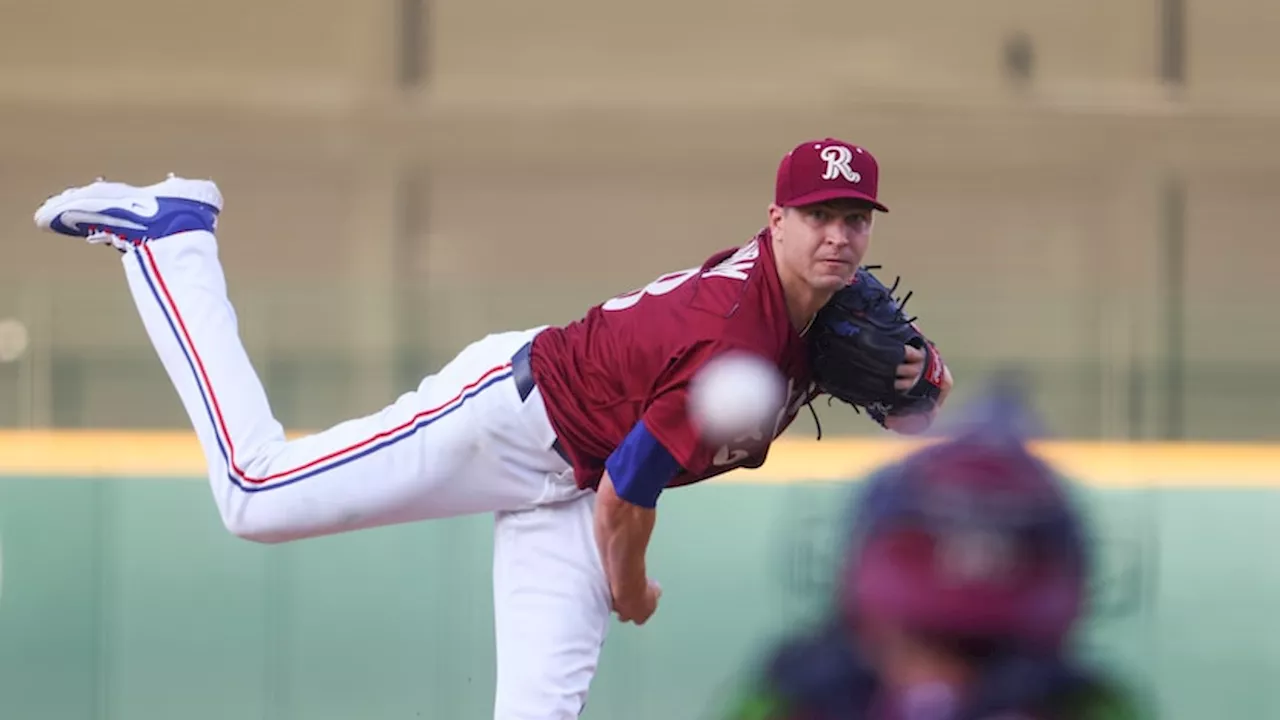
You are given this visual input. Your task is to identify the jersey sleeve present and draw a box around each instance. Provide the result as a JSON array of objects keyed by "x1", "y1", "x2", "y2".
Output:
[
  {"x1": 601, "y1": 341, "x2": 759, "y2": 507},
  {"x1": 603, "y1": 419, "x2": 683, "y2": 508},
  {"x1": 641, "y1": 340, "x2": 763, "y2": 479}
]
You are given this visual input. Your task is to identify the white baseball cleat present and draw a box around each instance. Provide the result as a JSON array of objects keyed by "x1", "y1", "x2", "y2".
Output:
[{"x1": 34, "y1": 174, "x2": 223, "y2": 252}]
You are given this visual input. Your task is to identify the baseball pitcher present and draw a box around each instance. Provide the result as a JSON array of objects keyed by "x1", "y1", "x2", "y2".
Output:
[{"x1": 33, "y1": 138, "x2": 952, "y2": 719}]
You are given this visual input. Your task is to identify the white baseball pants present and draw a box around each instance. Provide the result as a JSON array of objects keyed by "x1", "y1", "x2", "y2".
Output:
[{"x1": 121, "y1": 230, "x2": 612, "y2": 719}]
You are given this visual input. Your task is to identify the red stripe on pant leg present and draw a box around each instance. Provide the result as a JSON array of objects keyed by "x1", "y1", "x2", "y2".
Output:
[{"x1": 141, "y1": 243, "x2": 513, "y2": 486}]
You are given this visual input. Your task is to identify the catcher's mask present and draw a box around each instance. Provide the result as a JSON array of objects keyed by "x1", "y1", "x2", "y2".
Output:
[{"x1": 839, "y1": 413, "x2": 1088, "y2": 652}]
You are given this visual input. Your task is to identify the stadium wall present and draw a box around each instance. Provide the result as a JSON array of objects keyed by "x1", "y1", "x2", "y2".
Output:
[{"x1": 0, "y1": 433, "x2": 1274, "y2": 719}]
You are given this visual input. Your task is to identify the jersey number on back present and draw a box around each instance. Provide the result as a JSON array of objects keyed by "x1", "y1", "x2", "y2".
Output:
[
  {"x1": 600, "y1": 268, "x2": 699, "y2": 312},
  {"x1": 601, "y1": 242, "x2": 759, "y2": 312}
]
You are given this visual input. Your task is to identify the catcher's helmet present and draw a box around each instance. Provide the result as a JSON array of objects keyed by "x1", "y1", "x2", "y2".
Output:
[{"x1": 839, "y1": 392, "x2": 1089, "y2": 651}]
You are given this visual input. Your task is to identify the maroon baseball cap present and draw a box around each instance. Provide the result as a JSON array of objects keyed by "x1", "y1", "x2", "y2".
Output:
[{"x1": 775, "y1": 138, "x2": 888, "y2": 212}]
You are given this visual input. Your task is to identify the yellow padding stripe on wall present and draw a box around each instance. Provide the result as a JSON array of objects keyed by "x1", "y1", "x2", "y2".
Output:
[{"x1": 0, "y1": 431, "x2": 1277, "y2": 488}]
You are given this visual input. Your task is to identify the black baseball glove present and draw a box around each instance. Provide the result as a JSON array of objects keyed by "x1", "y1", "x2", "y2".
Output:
[{"x1": 808, "y1": 266, "x2": 946, "y2": 428}]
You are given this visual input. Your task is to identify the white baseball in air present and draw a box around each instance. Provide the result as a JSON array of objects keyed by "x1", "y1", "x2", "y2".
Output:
[{"x1": 688, "y1": 351, "x2": 787, "y2": 445}]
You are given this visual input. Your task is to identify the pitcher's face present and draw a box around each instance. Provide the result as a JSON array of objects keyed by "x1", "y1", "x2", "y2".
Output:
[{"x1": 771, "y1": 199, "x2": 874, "y2": 293}]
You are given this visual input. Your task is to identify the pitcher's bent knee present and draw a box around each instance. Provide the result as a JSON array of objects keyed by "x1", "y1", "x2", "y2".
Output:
[
  {"x1": 207, "y1": 443, "x2": 314, "y2": 544},
  {"x1": 218, "y1": 509, "x2": 298, "y2": 544},
  {"x1": 212, "y1": 488, "x2": 310, "y2": 544}
]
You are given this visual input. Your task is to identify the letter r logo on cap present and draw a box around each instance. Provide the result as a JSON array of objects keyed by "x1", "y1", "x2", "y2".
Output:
[{"x1": 819, "y1": 145, "x2": 861, "y2": 183}]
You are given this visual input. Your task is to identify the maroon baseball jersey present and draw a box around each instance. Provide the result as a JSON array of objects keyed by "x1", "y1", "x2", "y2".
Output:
[{"x1": 530, "y1": 228, "x2": 814, "y2": 491}]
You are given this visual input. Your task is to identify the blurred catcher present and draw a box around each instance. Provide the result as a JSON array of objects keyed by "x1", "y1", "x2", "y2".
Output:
[{"x1": 719, "y1": 393, "x2": 1143, "y2": 720}]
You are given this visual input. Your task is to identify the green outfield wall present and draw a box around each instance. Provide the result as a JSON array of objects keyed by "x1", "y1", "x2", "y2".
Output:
[{"x1": 0, "y1": 435, "x2": 1275, "y2": 719}]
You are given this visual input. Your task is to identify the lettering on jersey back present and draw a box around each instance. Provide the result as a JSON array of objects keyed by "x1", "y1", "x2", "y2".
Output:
[{"x1": 700, "y1": 240, "x2": 759, "y2": 282}]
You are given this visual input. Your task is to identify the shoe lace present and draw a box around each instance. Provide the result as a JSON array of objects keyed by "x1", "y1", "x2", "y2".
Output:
[{"x1": 85, "y1": 229, "x2": 133, "y2": 254}]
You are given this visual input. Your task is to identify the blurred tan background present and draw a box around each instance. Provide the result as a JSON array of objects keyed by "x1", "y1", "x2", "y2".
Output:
[{"x1": 1, "y1": 0, "x2": 1275, "y2": 442}]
